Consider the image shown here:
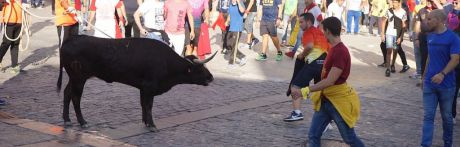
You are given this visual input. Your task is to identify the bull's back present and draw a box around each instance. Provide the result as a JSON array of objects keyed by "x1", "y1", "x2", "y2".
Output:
[{"x1": 60, "y1": 35, "x2": 178, "y2": 85}]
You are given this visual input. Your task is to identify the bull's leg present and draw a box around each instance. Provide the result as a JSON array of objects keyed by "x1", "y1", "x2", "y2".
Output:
[
  {"x1": 140, "y1": 89, "x2": 157, "y2": 132},
  {"x1": 70, "y1": 79, "x2": 88, "y2": 128},
  {"x1": 139, "y1": 90, "x2": 147, "y2": 125},
  {"x1": 63, "y1": 81, "x2": 73, "y2": 127}
]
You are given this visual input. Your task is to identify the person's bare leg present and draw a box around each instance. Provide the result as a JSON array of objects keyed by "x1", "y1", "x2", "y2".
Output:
[
  {"x1": 247, "y1": 33, "x2": 253, "y2": 44},
  {"x1": 262, "y1": 34, "x2": 270, "y2": 54},
  {"x1": 185, "y1": 45, "x2": 193, "y2": 56},
  {"x1": 193, "y1": 46, "x2": 198, "y2": 56},
  {"x1": 271, "y1": 36, "x2": 281, "y2": 52},
  {"x1": 292, "y1": 96, "x2": 301, "y2": 110}
]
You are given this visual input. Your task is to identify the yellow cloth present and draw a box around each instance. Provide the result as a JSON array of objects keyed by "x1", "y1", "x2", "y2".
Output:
[
  {"x1": 303, "y1": 83, "x2": 361, "y2": 128},
  {"x1": 288, "y1": 19, "x2": 300, "y2": 46},
  {"x1": 305, "y1": 48, "x2": 325, "y2": 64},
  {"x1": 414, "y1": 4, "x2": 425, "y2": 14}
]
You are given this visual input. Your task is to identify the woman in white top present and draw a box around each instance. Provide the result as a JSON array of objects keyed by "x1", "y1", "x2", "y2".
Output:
[
  {"x1": 327, "y1": 0, "x2": 346, "y2": 29},
  {"x1": 87, "y1": 0, "x2": 125, "y2": 38}
]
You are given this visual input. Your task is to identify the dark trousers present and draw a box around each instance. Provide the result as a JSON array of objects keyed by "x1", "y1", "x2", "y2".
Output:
[
  {"x1": 125, "y1": 15, "x2": 140, "y2": 38},
  {"x1": 227, "y1": 31, "x2": 245, "y2": 64},
  {"x1": 222, "y1": 13, "x2": 229, "y2": 50},
  {"x1": 0, "y1": 24, "x2": 22, "y2": 67},
  {"x1": 57, "y1": 23, "x2": 79, "y2": 47},
  {"x1": 454, "y1": 68, "x2": 460, "y2": 119},
  {"x1": 286, "y1": 54, "x2": 326, "y2": 96},
  {"x1": 380, "y1": 41, "x2": 408, "y2": 66}
]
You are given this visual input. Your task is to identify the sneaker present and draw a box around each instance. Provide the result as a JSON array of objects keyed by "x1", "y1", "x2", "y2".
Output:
[
  {"x1": 284, "y1": 51, "x2": 295, "y2": 58},
  {"x1": 400, "y1": 65, "x2": 410, "y2": 73},
  {"x1": 377, "y1": 62, "x2": 386, "y2": 68},
  {"x1": 221, "y1": 49, "x2": 228, "y2": 54},
  {"x1": 238, "y1": 57, "x2": 247, "y2": 66},
  {"x1": 323, "y1": 123, "x2": 334, "y2": 134},
  {"x1": 256, "y1": 53, "x2": 267, "y2": 61},
  {"x1": 251, "y1": 38, "x2": 260, "y2": 48},
  {"x1": 276, "y1": 51, "x2": 283, "y2": 61},
  {"x1": 283, "y1": 111, "x2": 304, "y2": 122},
  {"x1": 9, "y1": 66, "x2": 20, "y2": 74},
  {"x1": 240, "y1": 44, "x2": 250, "y2": 50},
  {"x1": 409, "y1": 72, "x2": 421, "y2": 79},
  {"x1": 0, "y1": 99, "x2": 5, "y2": 106}
]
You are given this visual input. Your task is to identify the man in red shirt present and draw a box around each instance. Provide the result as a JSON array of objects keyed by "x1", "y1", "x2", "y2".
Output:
[
  {"x1": 291, "y1": 17, "x2": 364, "y2": 147},
  {"x1": 285, "y1": 12, "x2": 328, "y2": 123}
]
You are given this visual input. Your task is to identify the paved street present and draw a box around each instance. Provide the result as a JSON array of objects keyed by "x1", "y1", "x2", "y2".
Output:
[{"x1": 1, "y1": 3, "x2": 459, "y2": 147}]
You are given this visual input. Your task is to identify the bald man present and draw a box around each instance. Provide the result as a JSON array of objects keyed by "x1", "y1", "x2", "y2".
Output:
[{"x1": 420, "y1": 9, "x2": 460, "y2": 147}]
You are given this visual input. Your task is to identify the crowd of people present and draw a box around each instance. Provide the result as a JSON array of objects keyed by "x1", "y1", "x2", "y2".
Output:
[{"x1": 0, "y1": 0, "x2": 459, "y2": 146}]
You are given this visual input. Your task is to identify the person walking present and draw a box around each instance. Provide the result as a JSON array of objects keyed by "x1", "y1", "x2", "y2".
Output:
[
  {"x1": 164, "y1": 0, "x2": 195, "y2": 56},
  {"x1": 420, "y1": 9, "x2": 460, "y2": 147},
  {"x1": 381, "y1": 0, "x2": 407, "y2": 77},
  {"x1": 123, "y1": 0, "x2": 142, "y2": 38},
  {"x1": 290, "y1": 16, "x2": 365, "y2": 147},
  {"x1": 284, "y1": 12, "x2": 329, "y2": 124},
  {"x1": 0, "y1": 0, "x2": 28, "y2": 74},
  {"x1": 255, "y1": 0, "x2": 284, "y2": 61}
]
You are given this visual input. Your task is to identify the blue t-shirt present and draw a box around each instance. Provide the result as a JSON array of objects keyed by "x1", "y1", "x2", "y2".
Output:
[
  {"x1": 228, "y1": 2, "x2": 245, "y2": 32},
  {"x1": 424, "y1": 30, "x2": 460, "y2": 89},
  {"x1": 260, "y1": 0, "x2": 281, "y2": 22}
]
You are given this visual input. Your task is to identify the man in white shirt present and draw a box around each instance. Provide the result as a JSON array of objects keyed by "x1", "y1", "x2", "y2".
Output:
[{"x1": 134, "y1": 0, "x2": 169, "y2": 44}]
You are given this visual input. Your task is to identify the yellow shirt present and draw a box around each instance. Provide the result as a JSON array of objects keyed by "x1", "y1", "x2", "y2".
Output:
[
  {"x1": 2, "y1": 0, "x2": 23, "y2": 24},
  {"x1": 305, "y1": 48, "x2": 325, "y2": 64},
  {"x1": 55, "y1": 0, "x2": 77, "y2": 26},
  {"x1": 302, "y1": 83, "x2": 361, "y2": 128},
  {"x1": 371, "y1": 0, "x2": 388, "y2": 17}
]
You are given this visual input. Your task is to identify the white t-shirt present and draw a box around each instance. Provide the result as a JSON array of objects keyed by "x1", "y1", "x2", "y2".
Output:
[
  {"x1": 347, "y1": 0, "x2": 362, "y2": 11},
  {"x1": 385, "y1": 8, "x2": 406, "y2": 36},
  {"x1": 327, "y1": 2, "x2": 345, "y2": 19},
  {"x1": 138, "y1": 0, "x2": 165, "y2": 30}
]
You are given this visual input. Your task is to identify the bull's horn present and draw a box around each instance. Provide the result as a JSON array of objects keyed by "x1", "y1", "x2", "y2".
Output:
[{"x1": 193, "y1": 51, "x2": 217, "y2": 64}]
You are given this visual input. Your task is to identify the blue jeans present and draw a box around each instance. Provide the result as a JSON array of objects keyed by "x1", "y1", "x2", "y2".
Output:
[
  {"x1": 308, "y1": 100, "x2": 365, "y2": 147},
  {"x1": 347, "y1": 10, "x2": 361, "y2": 34},
  {"x1": 421, "y1": 86, "x2": 455, "y2": 147},
  {"x1": 291, "y1": 29, "x2": 304, "y2": 53}
]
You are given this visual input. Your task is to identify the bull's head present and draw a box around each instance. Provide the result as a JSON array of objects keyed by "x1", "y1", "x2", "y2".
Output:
[{"x1": 184, "y1": 52, "x2": 217, "y2": 86}]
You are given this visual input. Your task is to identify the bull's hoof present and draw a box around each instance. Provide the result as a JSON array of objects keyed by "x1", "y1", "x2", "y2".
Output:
[
  {"x1": 80, "y1": 124, "x2": 89, "y2": 128},
  {"x1": 148, "y1": 127, "x2": 159, "y2": 132},
  {"x1": 64, "y1": 121, "x2": 72, "y2": 127}
]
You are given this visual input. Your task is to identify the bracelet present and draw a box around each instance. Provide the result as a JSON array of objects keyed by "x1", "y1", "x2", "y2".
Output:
[{"x1": 441, "y1": 71, "x2": 447, "y2": 76}]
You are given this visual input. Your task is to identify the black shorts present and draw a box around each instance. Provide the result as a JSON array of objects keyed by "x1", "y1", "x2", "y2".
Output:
[
  {"x1": 260, "y1": 21, "x2": 277, "y2": 37},
  {"x1": 185, "y1": 25, "x2": 201, "y2": 47},
  {"x1": 291, "y1": 53, "x2": 327, "y2": 87}
]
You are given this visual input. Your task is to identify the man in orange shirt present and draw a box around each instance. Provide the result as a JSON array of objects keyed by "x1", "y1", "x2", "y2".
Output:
[
  {"x1": 0, "y1": 0, "x2": 28, "y2": 73},
  {"x1": 55, "y1": 0, "x2": 82, "y2": 47},
  {"x1": 285, "y1": 12, "x2": 330, "y2": 124}
]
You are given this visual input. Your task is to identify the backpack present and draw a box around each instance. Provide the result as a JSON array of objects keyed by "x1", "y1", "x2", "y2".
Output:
[{"x1": 448, "y1": 12, "x2": 459, "y2": 30}]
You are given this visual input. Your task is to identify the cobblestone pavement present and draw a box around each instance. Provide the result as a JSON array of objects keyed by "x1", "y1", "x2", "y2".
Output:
[{"x1": 0, "y1": 5, "x2": 459, "y2": 147}]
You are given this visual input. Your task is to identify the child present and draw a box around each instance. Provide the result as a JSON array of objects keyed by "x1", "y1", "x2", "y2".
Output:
[{"x1": 226, "y1": 0, "x2": 246, "y2": 66}]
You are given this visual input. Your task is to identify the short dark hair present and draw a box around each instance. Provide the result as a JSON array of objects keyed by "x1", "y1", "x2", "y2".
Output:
[
  {"x1": 321, "y1": 17, "x2": 341, "y2": 37},
  {"x1": 300, "y1": 13, "x2": 315, "y2": 24}
]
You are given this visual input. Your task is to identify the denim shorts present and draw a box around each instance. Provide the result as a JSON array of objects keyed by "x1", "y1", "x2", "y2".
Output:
[{"x1": 385, "y1": 35, "x2": 398, "y2": 49}]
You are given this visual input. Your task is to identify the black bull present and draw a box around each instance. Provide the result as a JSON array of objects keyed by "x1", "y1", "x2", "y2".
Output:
[{"x1": 56, "y1": 35, "x2": 216, "y2": 131}]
